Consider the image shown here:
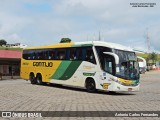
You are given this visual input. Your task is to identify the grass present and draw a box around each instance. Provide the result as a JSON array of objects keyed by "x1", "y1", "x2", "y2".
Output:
[
  {"x1": 136, "y1": 53, "x2": 160, "y2": 61},
  {"x1": 0, "y1": 47, "x2": 23, "y2": 51}
]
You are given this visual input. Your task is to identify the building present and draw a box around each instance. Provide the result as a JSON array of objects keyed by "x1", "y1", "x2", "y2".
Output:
[
  {"x1": 5, "y1": 43, "x2": 27, "y2": 48},
  {"x1": 0, "y1": 49, "x2": 22, "y2": 76}
]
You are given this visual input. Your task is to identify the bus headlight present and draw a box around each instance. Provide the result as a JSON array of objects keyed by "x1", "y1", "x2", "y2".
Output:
[
  {"x1": 110, "y1": 77, "x2": 120, "y2": 83},
  {"x1": 110, "y1": 77, "x2": 124, "y2": 85}
]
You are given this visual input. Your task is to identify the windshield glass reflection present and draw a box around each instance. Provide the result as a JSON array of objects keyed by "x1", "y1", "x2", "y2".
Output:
[{"x1": 114, "y1": 49, "x2": 139, "y2": 80}]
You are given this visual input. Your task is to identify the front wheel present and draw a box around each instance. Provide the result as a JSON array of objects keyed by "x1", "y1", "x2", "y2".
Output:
[{"x1": 86, "y1": 79, "x2": 96, "y2": 93}]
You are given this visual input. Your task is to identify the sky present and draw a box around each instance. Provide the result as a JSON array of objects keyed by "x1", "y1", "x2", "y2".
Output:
[{"x1": 0, "y1": 0, "x2": 160, "y2": 53}]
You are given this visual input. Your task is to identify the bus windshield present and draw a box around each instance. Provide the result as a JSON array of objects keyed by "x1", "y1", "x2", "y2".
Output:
[
  {"x1": 96, "y1": 46, "x2": 139, "y2": 80},
  {"x1": 113, "y1": 49, "x2": 139, "y2": 80}
]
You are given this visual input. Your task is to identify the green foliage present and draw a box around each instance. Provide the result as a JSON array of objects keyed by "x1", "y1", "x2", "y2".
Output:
[
  {"x1": 60, "y1": 38, "x2": 71, "y2": 43},
  {"x1": 146, "y1": 52, "x2": 158, "y2": 63},
  {"x1": 137, "y1": 52, "x2": 160, "y2": 63},
  {"x1": 0, "y1": 39, "x2": 7, "y2": 46},
  {"x1": 0, "y1": 47, "x2": 23, "y2": 51}
]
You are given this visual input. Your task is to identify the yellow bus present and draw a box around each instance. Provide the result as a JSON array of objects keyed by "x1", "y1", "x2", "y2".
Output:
[{"x1": 21, "y1": 41, "x2": 140, "y2": 92}]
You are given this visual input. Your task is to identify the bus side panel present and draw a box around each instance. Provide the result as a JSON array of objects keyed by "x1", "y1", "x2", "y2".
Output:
[
  {"x1": 20, "y1": 59, "x2": 31, "y2": 80},
  {"x1": 49, "y1": 61, "x2": 100, "y2": 88},
  {"x1": 34, "y1": 60, "x2": 62, "y2": 83}
]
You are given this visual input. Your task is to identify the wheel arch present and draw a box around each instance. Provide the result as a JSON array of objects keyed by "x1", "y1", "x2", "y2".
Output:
[
  {"x1": 29, "y1": 72, "x2": 35, "y2": 78},
  {"x1": 85, "y1": 77, "x2": 96, "y2": 88},
  {"x1": 85, "y1": 77, "x2": 97, "y2": 92},
  {"x1": 36, "y1": 73, "x2": 42, "y2": 79}
]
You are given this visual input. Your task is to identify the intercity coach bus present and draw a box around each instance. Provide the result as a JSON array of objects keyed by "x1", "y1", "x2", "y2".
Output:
[{"x1": 21, "y1": 41, "x2": 140, "y2": 92}]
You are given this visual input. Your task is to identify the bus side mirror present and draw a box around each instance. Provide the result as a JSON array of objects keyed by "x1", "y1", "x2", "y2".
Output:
[{"x1": 103, "y1": 52, "x2": 119, "y2": 64}]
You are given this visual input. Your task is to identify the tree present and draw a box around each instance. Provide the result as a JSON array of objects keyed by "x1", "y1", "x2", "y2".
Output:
[
  {"x1": 146, "y1": 52, "x2": 158, "y2": 63},
  {"x1": 0, "y1": 39, "x2": 7, "y2": 46},
  {"x1": 151, "y1": 52, "x2": 158, "y2": 63},
  {"x1": 60, "y1": 38, "x2": 71, "y2": 43}
]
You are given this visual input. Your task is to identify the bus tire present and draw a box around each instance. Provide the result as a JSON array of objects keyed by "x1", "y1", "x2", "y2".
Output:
[
  {"x1": 36, "y1": 74, "x2": 43, "y2": 85},
  {"x1": 85, "y1": 78, "x2": 96, "y2": 93},
  {"x1": 30, "y1": 73, "x2": 36, "y2": 84}
]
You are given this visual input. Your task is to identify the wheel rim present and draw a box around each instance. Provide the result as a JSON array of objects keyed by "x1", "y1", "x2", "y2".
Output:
[
  {"x1": 36, "y1": 75, "x2": 42, "y2": 84},
  {"x1": 37, "y1": 78, "x2": 40, "y2": 84},
  {"x1": 37, "y1": 77, "x2": 40, "y2": 84}
]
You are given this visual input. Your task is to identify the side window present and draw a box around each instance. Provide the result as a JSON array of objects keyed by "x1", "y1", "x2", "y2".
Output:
[
  {"x1": 36, "y1": 49, "x2": 47, "y2": 60},
  {"x1": 102, "y1": 55, "x2": 115, "y2": 75},
  {"x1": 23, "y1": 49, "x2": 51, "y2": 60},
  {"x1": 36, "y1": 49, "x2": 55, "y2": 60},
  {"x1": 84, "y1": 47, "x2": 96, "y2": 64},
  {"x1": 42, "y1": 50, "x2": 48, "y2": 60},
  {"x1": 23, "y1": 50, "x2": 29, "y2": 60},
  {"x1": 56, "y1": 49, "x2": 66, "y2": 60},
  {"x1": 23, "y1": 50, "x2": 35, "y2": 60},
  {"x1": 48, "y1": 49, "x2": 56, "y2": 60},
  {"x1": 95, "y1": 46, "x2": 112, "y2": 59},
  {"x1": 31, "y1": 51, "x2": 36, "y2": 60},
  {"x1": 69, "y1": 48, "x2": 76, "y2": 60},
  {"x1": 28, "y1": 50, "x2": 34, "y2": 60},
  {"x1": 32, "y1": 50, "x2": 37, "y2": 60},
  {"x1": 70, "y1": 47, "x2": 96, "y2": 64},
  {"x1": 76, "y1": 48, "x2": 83, "y2": 60},
  {"x1": 37, "y1": 50, "x2": 43, "y2": 60}
]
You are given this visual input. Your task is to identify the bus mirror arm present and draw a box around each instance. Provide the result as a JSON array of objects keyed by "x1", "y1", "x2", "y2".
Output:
[{"x1": 103, "y1": 52, "x2": 119, "y2": 64}]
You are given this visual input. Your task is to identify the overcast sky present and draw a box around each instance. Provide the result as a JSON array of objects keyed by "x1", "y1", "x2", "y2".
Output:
[{"x1": 0, "y1": 0, "x2": 159, "y2": 52}]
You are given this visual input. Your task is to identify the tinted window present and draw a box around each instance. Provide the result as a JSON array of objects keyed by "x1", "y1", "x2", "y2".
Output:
[
  {"x1": 95, "y1": 46, "x2": 114, "y2": 72},
  {"x1": 36, "y1": 50, "x2": 43, "y2": 60},
  {"x1": 76, "y1": 47, "x2": 83, "y2": 60},
  {"x1": 56, "y1": 49, "x2": 66, "y2": 60},
  {"x1": 48, "y1": 49, "x2": 56, "y2": 60},
  {"x1": 22, "y1": 47, "x2": 96, "y2": 64},
  {"x1": 27, "y1": 50, "x2": 34, "y2": 60},
  {"x1": 95, "y1": 46, "x2": 112, "y2": 57},
  {"x1": 102, "y1": 55, "x2": 115, "y2": 74},
  {"x1": 69, "y1": 48, "x2": 77, "y2": 60},
  {"x1": 85, "y1": 47, "x2": 96, "y2": 64}
]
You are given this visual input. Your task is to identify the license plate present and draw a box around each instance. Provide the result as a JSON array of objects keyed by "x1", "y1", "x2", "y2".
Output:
[{"x1": 128, "y1": 88, "x2": 132, "y2": 91}]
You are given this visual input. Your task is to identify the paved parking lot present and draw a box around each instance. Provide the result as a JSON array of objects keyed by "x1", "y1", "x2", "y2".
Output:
[{"x1": 0, "y1": 70, "x2": 160, "y2": 120}]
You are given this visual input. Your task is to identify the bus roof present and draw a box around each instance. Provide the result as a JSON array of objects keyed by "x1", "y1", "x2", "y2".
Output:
[
  {"x1": 76, "y1": 41, "x2": 133, "y2": 52},
  {"x1": 24, "y1": 41, "x2": 133, "y2": 52}
]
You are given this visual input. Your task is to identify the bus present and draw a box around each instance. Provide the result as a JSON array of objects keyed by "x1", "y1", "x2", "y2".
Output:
[
  {"x1": 137, "y1": 56, "x2": 147, "y2": 74},
  {"x1": 21, "y1": 41, "x2": 140, "y2": 92}
]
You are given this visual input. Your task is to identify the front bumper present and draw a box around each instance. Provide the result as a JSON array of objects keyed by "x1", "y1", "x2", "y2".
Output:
[{"x1": 109, "y1": 82, "x2": 140, "y2": 92}]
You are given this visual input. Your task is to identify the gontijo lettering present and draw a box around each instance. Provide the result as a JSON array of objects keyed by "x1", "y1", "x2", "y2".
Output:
[{"x1": 33, "y1": 62, "x2": 53, "y2": 67}]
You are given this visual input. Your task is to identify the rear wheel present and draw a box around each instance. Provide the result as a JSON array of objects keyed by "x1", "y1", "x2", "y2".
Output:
[
  {"x1": 86, "y1": 79, "x2": 96, "y2": 93},
  {"x1": 30, "y1": 74, "x2": 36, "y2": 84},
  {"x1": 36, "y1": 74, "x2": 43, "y2": 85}
]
